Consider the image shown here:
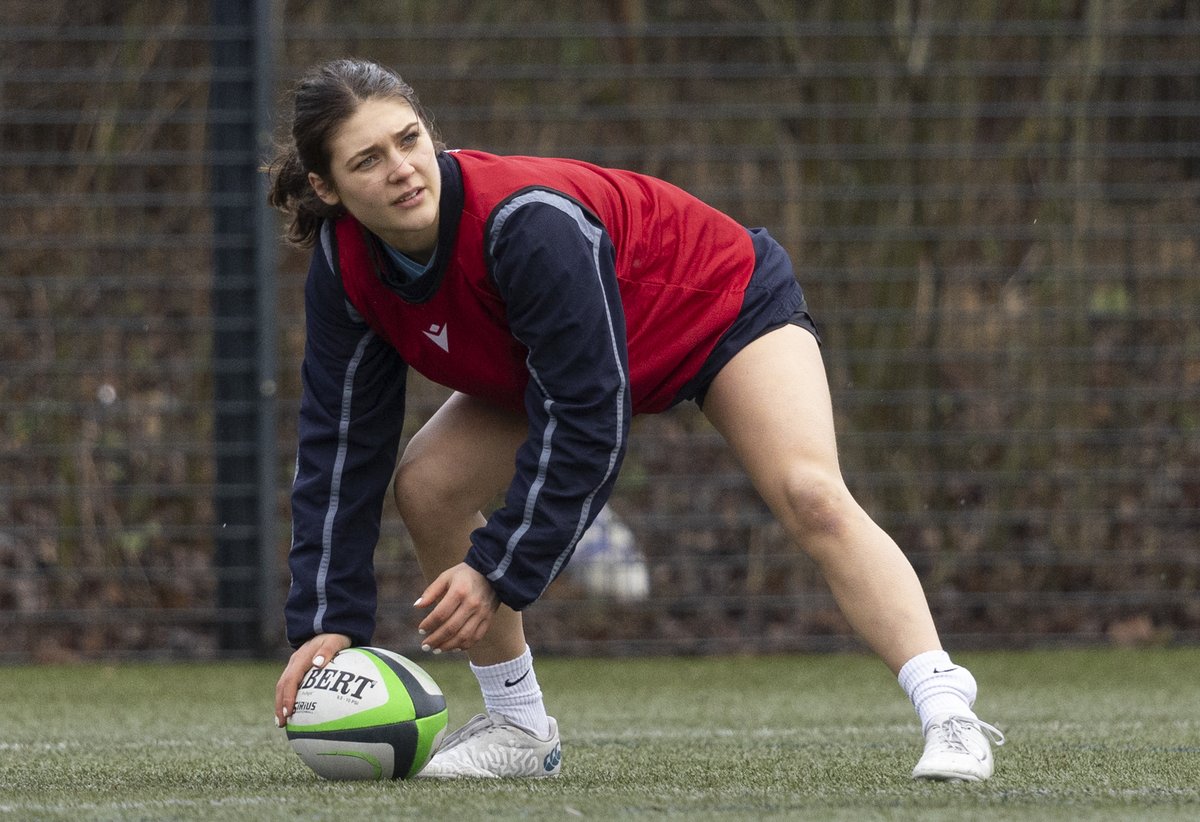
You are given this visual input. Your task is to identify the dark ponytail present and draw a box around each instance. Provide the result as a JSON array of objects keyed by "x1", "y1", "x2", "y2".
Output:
[
  {"x1": 265, "y1": 58, "x2": 444, "y2": 247},
  {"x1": 265, "y1": 148, "x2": 342, "y2": 247}
]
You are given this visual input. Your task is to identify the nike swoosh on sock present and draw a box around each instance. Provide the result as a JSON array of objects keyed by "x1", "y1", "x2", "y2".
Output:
[{"x1": 504, "y1": 669, "x2": 531, "y2": 687}]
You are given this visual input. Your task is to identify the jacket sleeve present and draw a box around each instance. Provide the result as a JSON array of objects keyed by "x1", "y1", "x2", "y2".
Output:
[
  {"x1": 463, "y1": 191, "x2": 632, "y2": 610},
  {"x1": 285, "y1": 231, "x2": 408, "y2": 648}
]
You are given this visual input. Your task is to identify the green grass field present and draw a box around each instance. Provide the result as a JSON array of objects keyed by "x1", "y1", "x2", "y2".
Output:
[{"x1": 2, "y1": 648, "x2": 1198, "y2": 820}]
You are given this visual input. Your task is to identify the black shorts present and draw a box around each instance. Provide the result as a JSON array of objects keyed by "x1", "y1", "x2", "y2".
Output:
[{"x1": 672, "y1": 227, "x2": 821, "y2": 409}]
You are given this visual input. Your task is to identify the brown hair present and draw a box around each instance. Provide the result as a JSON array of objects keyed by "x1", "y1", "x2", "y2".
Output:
[{"x1": 266, "y1": 58, "x2": 444, "y2": 247}]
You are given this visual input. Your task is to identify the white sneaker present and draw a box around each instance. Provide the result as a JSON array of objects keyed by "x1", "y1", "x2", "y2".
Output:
[
  {"x1": 911, "y1": 715, "x2": 1005, "y2": 782},
  {"x1": 416, "y1": 712, "x2": 562, "y2": 779}
]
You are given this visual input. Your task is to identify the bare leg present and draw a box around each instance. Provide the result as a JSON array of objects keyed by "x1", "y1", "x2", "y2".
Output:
[
  {"x1": 701, "y1": 326, "x2": 941, "y2": 673},
  {"x1": 393, "y1": 392, "x2": 528, "y2": 666}
]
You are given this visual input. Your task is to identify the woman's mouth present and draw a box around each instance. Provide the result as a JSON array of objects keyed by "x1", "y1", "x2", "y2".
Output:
[{"x1": 394, "y1": 188, "x2": 422, "y2": 206}]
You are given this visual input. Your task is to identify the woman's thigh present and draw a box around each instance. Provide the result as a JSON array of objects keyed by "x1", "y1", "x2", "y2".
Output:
[{"x1": 700, "y1": 325, "x2": 844, "y2": 514}]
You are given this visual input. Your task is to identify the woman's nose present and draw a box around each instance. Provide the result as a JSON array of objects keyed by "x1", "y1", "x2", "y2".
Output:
[{"x1": 387, "y1": 149, "x2": 414, "y2": 180}]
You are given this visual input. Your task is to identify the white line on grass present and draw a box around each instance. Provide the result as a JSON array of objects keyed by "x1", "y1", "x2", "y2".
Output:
[
  {"x1": 567, "y1": 724, "x2": 920, "y2": 741},
  {"x1": 0, "y1": 737, "x2": 269, "y2": 752},
  {"x1": 0, "y1": 797, "x2": 284, "y2": 815}
]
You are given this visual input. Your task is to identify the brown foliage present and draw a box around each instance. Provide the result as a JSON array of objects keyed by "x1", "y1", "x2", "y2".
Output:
[{"x1": 2, "y1": 0, "x2": 1198, "y2": 659}]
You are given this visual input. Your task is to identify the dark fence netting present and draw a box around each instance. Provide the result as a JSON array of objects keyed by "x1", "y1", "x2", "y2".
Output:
[{"x1": 2, "y1": 1, "x2": 1197, "y2": 661}]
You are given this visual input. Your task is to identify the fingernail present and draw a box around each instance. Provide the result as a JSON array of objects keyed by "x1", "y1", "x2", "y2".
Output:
[
  {"x1": 421, "y1": 644, "x2": 431, "y2": 652},
  {"x1": 432, "y1": 648, "x2": 442, "y2": 655},
  {"x1": 418, "y1": 629, "x2": 427, "y2": 636},
  {"x1": 413, "y1": 597, "x2": 424, "y2": 607},
  {"x1": 274, "y1": 715, "x2": 281, "y2": 728},
  {"x1": 282, "y1": 706, "x2": 289, "y2": 717},
  {"x1": 313, "y1": 655, "x2": 325, "y2": 667}
]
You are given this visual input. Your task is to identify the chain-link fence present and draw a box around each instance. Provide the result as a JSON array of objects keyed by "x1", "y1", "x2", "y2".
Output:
[{"x1": 2, "y1": 1, "x2": 1198, "y2": 662}]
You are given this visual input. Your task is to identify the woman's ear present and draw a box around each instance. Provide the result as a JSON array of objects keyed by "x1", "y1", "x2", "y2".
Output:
[{"x1": 308, "y1": 172, "x2": 340, "y2": 206}]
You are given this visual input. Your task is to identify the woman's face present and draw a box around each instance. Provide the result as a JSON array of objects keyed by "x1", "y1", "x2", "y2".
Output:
[{"x1": 309, "y1": 97, "x2": 441, "y2": 259}]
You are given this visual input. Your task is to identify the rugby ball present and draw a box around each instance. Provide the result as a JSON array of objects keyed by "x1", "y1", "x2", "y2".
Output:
[{"x1": 285, "y1": 646, "x2": 447, "y2": 780}]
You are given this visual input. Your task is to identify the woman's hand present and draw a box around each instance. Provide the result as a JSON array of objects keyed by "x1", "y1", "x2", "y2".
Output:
[
  {"x1": 274, "y1": 632, "x2": 351, "y2": 728},
  {"x1": 414, "y1": 562, "x2": 499, "y2": 653}
]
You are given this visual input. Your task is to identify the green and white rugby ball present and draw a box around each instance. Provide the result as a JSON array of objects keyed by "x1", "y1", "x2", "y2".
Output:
[{"x1": 285, "y1": 646, "x2": 447, "y2": 780}]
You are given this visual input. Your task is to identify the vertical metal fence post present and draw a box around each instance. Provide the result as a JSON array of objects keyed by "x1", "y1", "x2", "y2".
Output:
[
  {"x1": 209, "y1": 0, "x2": 279, "y2": 656},
  {"x1": 253, "y1": 0, "x2": 281, "y2": 657}
]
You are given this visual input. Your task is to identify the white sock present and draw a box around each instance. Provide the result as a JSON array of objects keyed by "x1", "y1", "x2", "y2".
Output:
[
  {"x1": 470, "y1": 645, "x2": 550, "y2": 739},
  {"x1": 898, "y1": 649, "x2": 978, "y2": 733}
]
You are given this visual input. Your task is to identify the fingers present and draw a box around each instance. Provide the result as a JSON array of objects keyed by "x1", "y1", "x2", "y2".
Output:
[
  {"x1": 274, "y1": 633, "x2": 351, "y2": 728},
  {"x1": 413, "y1": 573, "x2": 449, "y2": 617},
  {"x1": 422, "y1": 604, "x2": 492, "y2": 653},
  {"x1": 414, "y1": 563, "x2": 498, "y2": 653}
]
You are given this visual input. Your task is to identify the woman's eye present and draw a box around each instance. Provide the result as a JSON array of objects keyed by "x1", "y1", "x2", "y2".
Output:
[{"x1": 356, "y1": 155, "x2": 378, "y2": 170}]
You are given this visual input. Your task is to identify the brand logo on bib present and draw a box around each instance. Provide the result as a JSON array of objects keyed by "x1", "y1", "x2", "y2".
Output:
[{"x1": 423, "y1": 322, "x2": 449, "y2": 352}]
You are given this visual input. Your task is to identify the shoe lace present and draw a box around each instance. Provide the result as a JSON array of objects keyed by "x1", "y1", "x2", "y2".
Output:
[
  {"x1": 934, "y1": 716, "x2": 1006, "y2": 752},
  {"x1": 437, "y1": 713, "x2": 497, "y2": 751}
]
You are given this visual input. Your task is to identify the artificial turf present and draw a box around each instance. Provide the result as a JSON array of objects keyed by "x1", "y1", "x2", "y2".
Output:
[{"x1": 1, "y1": 648, "x2": 1197, "y2": 820}]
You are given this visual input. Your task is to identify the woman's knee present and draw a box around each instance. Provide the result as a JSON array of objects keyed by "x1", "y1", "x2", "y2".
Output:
[
  {"x1": 391, "y1": 432, "x2": 488, "y2": 522},
  {"x1": 392, "y1": 428, "x2": 514, "y2": 521},
  {"x1": 392, "y1": 443, "x2": 449, "y2": 519},
  {"x1": 391, "y1": 395, "x2": 524, "y2": 520},
  {"x1": 772, "y1": 464, "x2": 860, "y2": 543}
]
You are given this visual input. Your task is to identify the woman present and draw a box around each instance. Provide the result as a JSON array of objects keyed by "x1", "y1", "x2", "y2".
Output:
[{"x1": 269, "y1": 58, "x2": 1003, "y2": 781}]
